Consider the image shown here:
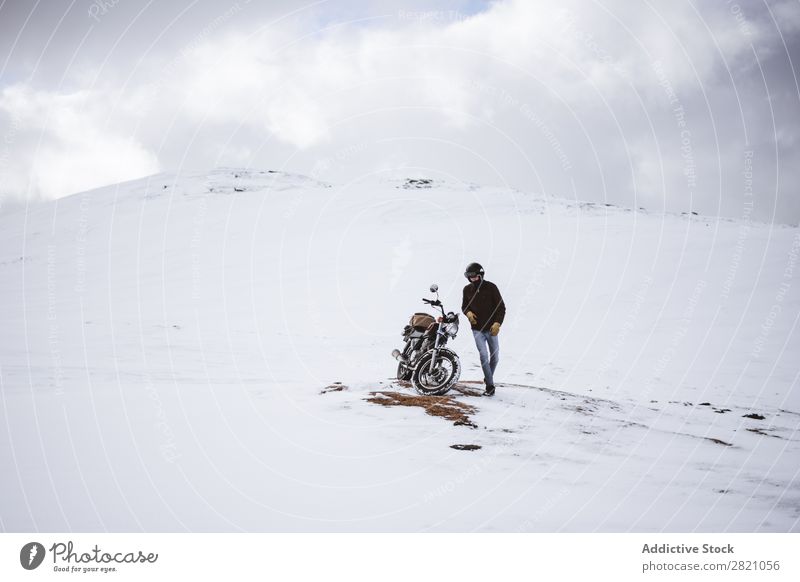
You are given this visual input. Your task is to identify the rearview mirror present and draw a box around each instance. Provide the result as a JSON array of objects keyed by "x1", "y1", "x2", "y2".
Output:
[{"x1": 430, "y1": 283, "x2": 439, "y2": 293}]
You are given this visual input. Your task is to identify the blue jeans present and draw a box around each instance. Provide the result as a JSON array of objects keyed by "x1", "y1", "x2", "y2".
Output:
[{"x1": 472, "y1": 329, "x2": 500, "y2": 386}]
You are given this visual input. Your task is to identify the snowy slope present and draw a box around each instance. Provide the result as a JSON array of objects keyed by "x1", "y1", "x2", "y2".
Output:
[{"x1": 1, "y1": 168, "x2": 798, "y2": 532}]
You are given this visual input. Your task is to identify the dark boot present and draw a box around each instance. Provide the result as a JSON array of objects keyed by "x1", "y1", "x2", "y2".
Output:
[{"x1": 484, "y1": 384, "x2": 495, "y2": 396}]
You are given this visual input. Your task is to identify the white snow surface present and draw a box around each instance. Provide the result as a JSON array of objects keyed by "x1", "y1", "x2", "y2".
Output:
[{"x1": 1, "y1": 168, "x2": 798, "y2": 532}]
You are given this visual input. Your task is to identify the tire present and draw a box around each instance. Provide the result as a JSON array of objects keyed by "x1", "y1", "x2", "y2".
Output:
[
  {"x1": 397, "y1": 360, "x2": 412, "y2": 381},
  {"x1": 411, "y1": 349, "x2": 461, "y2": 396}
]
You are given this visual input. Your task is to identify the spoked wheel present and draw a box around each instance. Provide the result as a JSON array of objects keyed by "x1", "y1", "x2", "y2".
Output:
[{"x1": 411, "y1": 349, "x2": 461, "y2": 396}]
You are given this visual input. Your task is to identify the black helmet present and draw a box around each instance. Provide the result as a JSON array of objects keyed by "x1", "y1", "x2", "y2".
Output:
[{"x1": 464, "y1": 262, "x2": 484, "y2": 280}]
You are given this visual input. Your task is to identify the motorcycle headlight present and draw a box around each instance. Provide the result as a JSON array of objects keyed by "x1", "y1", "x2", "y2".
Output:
[{"x1": 444, "y1": 321, "x2": 459, "y2": 337}]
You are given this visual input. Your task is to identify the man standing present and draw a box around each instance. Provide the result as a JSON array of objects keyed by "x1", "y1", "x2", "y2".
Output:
[{"x1": 462, "y1": 262, "x2": 506, "y2": 396}]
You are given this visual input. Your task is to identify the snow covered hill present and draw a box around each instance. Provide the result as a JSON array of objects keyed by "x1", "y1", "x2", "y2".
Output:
[{"x1": 1, "y1": 168, "x2": 798, "y2": 532}]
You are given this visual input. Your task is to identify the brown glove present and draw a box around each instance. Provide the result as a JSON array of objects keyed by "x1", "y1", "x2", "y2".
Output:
[
  {"x1": 466, "y1": 311, "x2": 478, "y2": 326},
  {"x1": 490, "y1": 322, "x2": 501, "y2": 336}
]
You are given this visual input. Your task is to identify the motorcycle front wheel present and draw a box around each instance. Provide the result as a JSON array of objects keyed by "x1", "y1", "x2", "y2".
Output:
[{"x1": 411, "y1": 349, "x2": 461, "y2": 396}]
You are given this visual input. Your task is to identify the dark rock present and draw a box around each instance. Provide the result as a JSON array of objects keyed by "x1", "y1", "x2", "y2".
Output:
[{"x1": 743, "y1": 413, "x2": 765, "y2": 420}]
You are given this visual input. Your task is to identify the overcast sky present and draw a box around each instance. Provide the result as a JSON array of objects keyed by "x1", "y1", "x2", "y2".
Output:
[{"x1": 1, "y1": 0, "x2": 798, "y2": 222}]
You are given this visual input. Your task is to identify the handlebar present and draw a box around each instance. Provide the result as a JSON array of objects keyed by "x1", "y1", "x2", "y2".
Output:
[{"x1": 422, "y1": 297, "x2": 446, "y2": 320}]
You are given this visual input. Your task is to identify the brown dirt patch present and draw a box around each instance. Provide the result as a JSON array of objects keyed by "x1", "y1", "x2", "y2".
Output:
[
  {"x1": 321, "y1": 383, "x2": 348, "y2": 394},
  {"x1": 366, "y1": 391, "x2": 477, "y2": 428},
  {"x1": 452, "y1": 382, "x2": 485, "y2": 397}
]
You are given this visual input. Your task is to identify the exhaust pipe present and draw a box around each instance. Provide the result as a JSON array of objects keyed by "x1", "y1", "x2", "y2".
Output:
[{"x1": 391, "y1": 349, "x2": 406, "y2": 362}]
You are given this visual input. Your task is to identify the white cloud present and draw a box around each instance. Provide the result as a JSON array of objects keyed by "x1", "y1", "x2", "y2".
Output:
[
  {"x1": 0, "y1": 85, "x2": 159, "y2": 201},
  {"x1": 0, "y1": 0, "x2": 797, "y2": 221}
]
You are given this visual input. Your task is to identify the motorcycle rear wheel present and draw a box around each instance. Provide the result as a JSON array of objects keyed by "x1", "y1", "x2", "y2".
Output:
[
  {"x1": 411, "y1": 349, "x2": 461, "y2": 396},
  {"x1": 397, "y1": 360, "x2": 412, "y2": 381}
]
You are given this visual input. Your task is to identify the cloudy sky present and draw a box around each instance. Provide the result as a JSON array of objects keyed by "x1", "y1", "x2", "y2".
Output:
[{"x1": 1, "y1": 0, "x2": 798, "y2": 222}]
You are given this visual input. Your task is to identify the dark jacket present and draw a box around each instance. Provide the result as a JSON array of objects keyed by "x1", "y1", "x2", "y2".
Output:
[{"x1": 462, "y1": 279, "x2": 506, "y2": 332}]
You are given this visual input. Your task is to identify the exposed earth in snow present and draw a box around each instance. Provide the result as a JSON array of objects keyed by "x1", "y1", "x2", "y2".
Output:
[{"x1": 1, "y1": 168, "x2": 798, "y2": 532}]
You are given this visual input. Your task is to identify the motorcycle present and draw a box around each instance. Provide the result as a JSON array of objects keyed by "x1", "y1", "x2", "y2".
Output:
[{"x1": 391, "y1": 284, "x2": 462, "y2": 396}]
